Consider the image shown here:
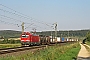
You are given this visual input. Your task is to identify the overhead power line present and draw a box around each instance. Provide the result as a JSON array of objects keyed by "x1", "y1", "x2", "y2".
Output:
[
  {"x1": 0, "y1": 8, "x2": 46, "y2": 25},
  {"x1": 0, "y1": 14, "x2": 22, "y2": 23},
  {"x1": 0, "y1": 4, "x2": 53, "y2": 26},
  {"x1": 0, "y1": 19, "x2": 19, "y2": 27},
  {"x1": 0, "y1": 4, "x2": 55, "y2": 31},
  {"x1": 0, "y1": 4, "x2": 28, "y2": 17},
  {"x1": 0, "y1": 8, "x2": 30, "y2": 20},
  {"x1": 0, "y1": 8, "x2": 52, "y2": 26}
]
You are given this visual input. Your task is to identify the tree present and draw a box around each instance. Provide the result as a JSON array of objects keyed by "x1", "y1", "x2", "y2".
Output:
[{"x1": 86, "y1": 31, "x2": 90, "y2": 42}]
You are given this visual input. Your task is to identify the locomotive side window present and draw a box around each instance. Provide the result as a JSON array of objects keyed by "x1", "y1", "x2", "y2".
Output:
[{"x1": 22, "y1": 35, "x2": 29, "y2": 38}]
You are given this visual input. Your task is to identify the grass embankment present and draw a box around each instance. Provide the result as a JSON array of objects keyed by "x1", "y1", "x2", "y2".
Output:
[
  {"x1": 0, "y1": 42, "x2": 80, "y2": 60},
  {"x1": 87, "y1": 41, "x2": 90, "y2": 46},
  {"x1": 85, "y1": 41, "x2": 90, "y2": 52},
  {"x1": 0, "y1": 44, "x2": 21, "y2": 48}
]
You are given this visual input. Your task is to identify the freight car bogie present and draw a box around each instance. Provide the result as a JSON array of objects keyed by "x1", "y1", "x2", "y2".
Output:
[
  {"x1": 40, "y1": 40, "x2": 50, "y2": 45},
  {"x1": 40, "y1": 36, "x2": 50, "y2": 45}
]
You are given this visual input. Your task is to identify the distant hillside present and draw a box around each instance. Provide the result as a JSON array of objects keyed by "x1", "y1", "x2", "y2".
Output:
[
  {"x1": 0, "y1": 29, "x2": 89, "y2": 38},
  {"x1": 36, "y1": 29, "x2": 90, "y2": 37},
  {"x1": 0, "y1": 30, "x2": 22, "y2": 38}
]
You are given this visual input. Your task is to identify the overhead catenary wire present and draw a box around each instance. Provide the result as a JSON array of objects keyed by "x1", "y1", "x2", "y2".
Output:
[
  {"x1": 0, "y1": 4, "x2": 55, "y2": 31},
  {"x1": 0, "y1": 6, "x2": 36, "y2": 24},
  {"x1": 0, "y1": 4, "x2": 29, "y2": 18},
  {"x1": 0, "y1": 8, "x2": 49, "y2": 27},
  {"x1": 0, "y1": 16, "x2": 20, "y2": 27},
  {"x1": 0, "y1": 8, "x2": 52, "y2": 27},
  {"x1": 0, "y1": 8, "x2": 30, "y2": 20},
  {"x1": 0, "y1": 9, "x2": 32, "y2": 24},
  {"x1": 0, "y1": 19, "x2": 19, "y2": 27},
  {"x1": 0, "y1": 16, "x2": 34, "y2": 29},
  {"x1": 0, "y1": 4, "x2": 49, "y2": 24},
  {"x1": 0, "y1": 14, "x2": 33, "y2": 25},
  {"x1": 24, "y1": 23, "x2": 34, "y2": 29},
  {"x1": 0, "y1": 15, "x2": 50, "y2": 31},
  {"x1": 0, "y1": 14, "x2": 22, "y2": 23},
  {"x1": 0, "y1": 4, "x2": 53, "y2": 27}
]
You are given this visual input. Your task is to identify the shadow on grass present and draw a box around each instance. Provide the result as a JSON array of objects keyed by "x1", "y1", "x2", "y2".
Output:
[
  {"x1": 77, "y1": 57, "x2": 90, "y2": 60},
  {"x1": 72, "y1": 57, "x2": 77, "y2": 60}
]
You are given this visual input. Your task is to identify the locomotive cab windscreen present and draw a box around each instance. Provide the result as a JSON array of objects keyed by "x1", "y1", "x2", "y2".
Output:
[
  {"x1": 20, "y1": 32, "x2": 31, "y2": 42},
  {"x1": 22, "y1": 35, "x2": 29, "y2": 38}
]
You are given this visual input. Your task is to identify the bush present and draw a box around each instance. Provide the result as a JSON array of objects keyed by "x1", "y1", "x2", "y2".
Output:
[
  {"x1": 0, "y1": 39, "x2": 20, "y2": 44},
  {"x1": 86, "y1": 31, "x2": 90, "y2": 42}
]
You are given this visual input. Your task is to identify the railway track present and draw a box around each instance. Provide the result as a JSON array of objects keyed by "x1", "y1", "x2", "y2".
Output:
[
  {"x1": 0, "y1": 42, "x2": 74, "y2": 55},
  {"x1": 0, "y1": 45, "x2": 46, "y2": 54}
]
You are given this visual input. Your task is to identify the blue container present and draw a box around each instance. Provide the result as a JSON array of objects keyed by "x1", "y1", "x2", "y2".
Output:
[{"x1": 61, "y1": 38, "x2": 64, "y2": 42}]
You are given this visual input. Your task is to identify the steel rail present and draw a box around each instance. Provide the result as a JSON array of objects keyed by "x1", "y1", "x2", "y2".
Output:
[
  {"x1": 0, "y1": 45, "x2": 46, "y2": 54},
  {"x1": 0, "y1": 42, "x2": 75, "y2": 54}
]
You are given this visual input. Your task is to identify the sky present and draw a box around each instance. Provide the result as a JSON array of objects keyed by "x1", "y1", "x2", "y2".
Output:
[{"x1": 0, "y1": 0, "x2": 90, "y2": 31}]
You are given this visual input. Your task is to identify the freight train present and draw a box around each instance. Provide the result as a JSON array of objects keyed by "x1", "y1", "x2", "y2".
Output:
[{"x1": 20, "y1": 32, "x2": 78, "y2": 46}]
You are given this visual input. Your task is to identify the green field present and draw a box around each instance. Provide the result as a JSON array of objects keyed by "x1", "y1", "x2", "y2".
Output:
[
  {"x1": 87, "y1": 41, "x2": 90, "y2": 46},
  {"x1": 0, "y1": 44, "x2": 21, "y2": 48},
  {"x1": 0, "y1": 42, "x2": 80, "y2": 60}
]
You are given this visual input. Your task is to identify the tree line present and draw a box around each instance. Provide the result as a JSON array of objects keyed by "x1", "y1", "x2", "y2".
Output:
[
  {"x1": 86, "y1": 31, "x2": 90, "y2": 42},
  {"x1": 37, "y1": 29, "x2": 89, "y2": 37},
  {"x1": 0, "y1": 29, "x2": 89, "y2": 39}
]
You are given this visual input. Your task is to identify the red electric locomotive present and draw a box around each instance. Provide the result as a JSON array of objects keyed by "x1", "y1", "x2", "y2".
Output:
[{"x1": 20, "y1": 32, "x2": 40, "y2": 46}]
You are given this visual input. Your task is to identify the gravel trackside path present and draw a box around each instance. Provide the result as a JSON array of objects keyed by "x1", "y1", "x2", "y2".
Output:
[{"x1": 77, "y1": 44, "x2": 90, "y2": 60}]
